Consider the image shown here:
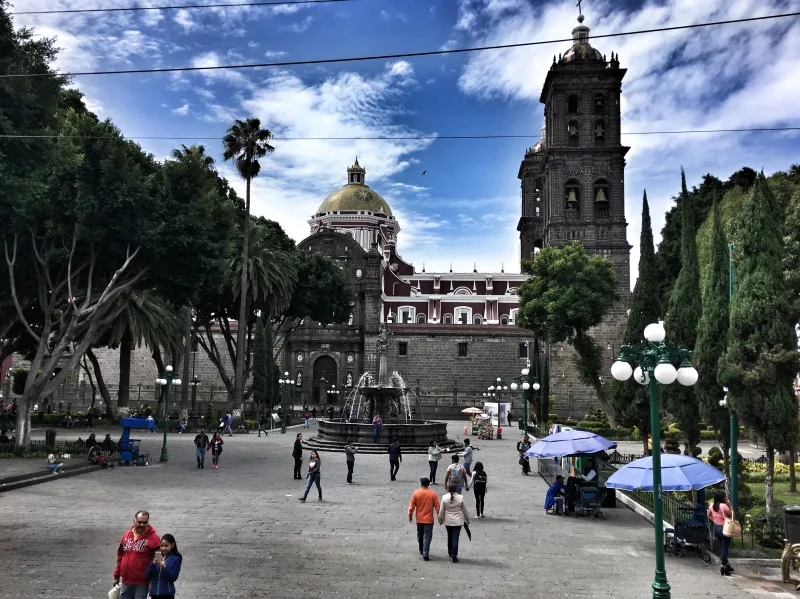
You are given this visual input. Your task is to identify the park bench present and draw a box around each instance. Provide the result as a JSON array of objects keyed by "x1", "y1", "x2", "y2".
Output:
[{"x1": 782, "y1": 506, "x2": 800, "y2": 589}]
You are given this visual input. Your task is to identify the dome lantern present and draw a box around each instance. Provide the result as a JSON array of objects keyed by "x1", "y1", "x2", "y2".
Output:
[{"x1": 316, "y1": 160, "x2": 393, "y2": 216}]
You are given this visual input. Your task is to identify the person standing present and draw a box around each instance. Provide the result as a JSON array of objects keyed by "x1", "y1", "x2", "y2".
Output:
[
  {"x1": 438, "y1": 484, "x2": 470, "y2": 563},
  {"x1": 388, "y1": 437, "x2": 402, "y2": 481},
  {"x1": 293, "y1": 433, "x2": 303, "y2": 479},
  {"x1": 145, "y1": 534, "x2": 182, "y2": 599},
  {"x1": 458, "y1": 439, "x2": 474, "y2": 476},
  {"x1": 208, "y1": 431, "x2": 224, "y2": 469},
  {"x1": 345, "y1": 439, "x2": 358, "y2": 484},
  {"x1": 113, "y1": 510, "x2": 161, "y2": 599},
  {"x1": 222, "y1": 411, "x2": 233, "y2": 437},
  {"x1": 372, "y1": 413, "x2": 383, "y2": 443},
  {"x1": 193, "y1": 429, "x2": 209, "y2": 469},
  {"x1": 427, "y1": 440, "x2": 442, "y2": 485},
  {"x1": 708, "y1": 490, "x2": 734, "y2": 575},
  {"x1": 408, "y1": 477, "x2": 441, "y2": 561},
  {"x1": 85, "y1": 410, "x2": 94, "y2": 432},
  {"x1": 299, "y1": 450, "x2": 322, "y2": 502},
  {"x1": 304, "y1": 410, "x2": 311, "y2": 429},
  {"x1": 312, "y1": 406, "x2": 317, "y2": 420},
  {"x1": 472, "y1": 462, "x2": 488, "y2": 518},
  {"x1": 444, "y1": 454, "x2": 469, "y2": 494},
  {"x1": 517, "y1": 434, "x2": 532, "y2": 475}
]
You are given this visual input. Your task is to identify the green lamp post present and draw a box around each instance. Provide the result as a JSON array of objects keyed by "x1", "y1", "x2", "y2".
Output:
[
  {"x1": 511, "y1": 357, "x2": 540, "y2": 436},
  {"x1": 156, "y1": 365, "x2": 182, "y2": 463},
  {"x1": 279, "y1": 371, "x2": 290, "y2": 434},
  {"x1": 610, "y1": 321, "x2": 699, "y2": 599}
]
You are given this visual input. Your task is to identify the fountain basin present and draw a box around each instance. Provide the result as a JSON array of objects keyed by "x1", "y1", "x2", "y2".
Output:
[{"x1": 313, "y1": 418, "x2": 450, "y2": 449}]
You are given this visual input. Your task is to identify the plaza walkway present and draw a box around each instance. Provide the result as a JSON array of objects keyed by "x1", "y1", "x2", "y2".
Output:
[{"x1": 0, "y1": 421, "x2": 794, "y2": 598}]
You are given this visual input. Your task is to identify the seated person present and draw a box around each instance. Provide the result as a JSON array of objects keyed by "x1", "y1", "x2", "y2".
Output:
[
  {"x1": 85, "y1": 433, "x2": 98, "y2": 449},
  {"x1": 580, "y1": 459, "x2": 597, "y2": 484},
  {"x1": 101, "y1": 433, "x2": 115, "y2": 451},
  {"x1": 179, "y1": 419, "x2": 188, "y2": 434},
  {"x1": 46, "y1": 452, "x2": 64, "y2": 474},
  {"x1": 545, "y1": 475, "x2": 567, "y2": 514}
]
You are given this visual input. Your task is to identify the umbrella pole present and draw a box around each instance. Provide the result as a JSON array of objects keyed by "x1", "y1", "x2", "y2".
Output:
[{"x1": 648, "y1": 377, "x2": 671, "y2": 599}]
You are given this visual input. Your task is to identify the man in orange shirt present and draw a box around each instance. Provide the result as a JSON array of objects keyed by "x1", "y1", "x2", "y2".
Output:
[{"x1": 408, "y1": 477, "x2": 441, "y2": 561}]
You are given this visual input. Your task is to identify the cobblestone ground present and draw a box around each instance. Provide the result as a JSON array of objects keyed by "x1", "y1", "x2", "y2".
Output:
[{"x1": 0, "y1": 421, "x2": 795, "y2": 599}]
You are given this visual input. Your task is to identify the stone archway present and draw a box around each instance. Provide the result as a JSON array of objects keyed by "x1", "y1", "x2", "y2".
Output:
[{"x1": 312, "y1": 355, "x2": 338, "y2": 405}]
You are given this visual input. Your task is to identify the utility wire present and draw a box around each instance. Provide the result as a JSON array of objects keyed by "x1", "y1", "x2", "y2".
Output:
[
  {"x1": 2, "y1": 126, "x2": 799, "y2": 141},
  {"x1": 10, "y1": 0, "x2": 353, "y2": 16},
  {"x1": 2, "y1": 11, "x2": 798, "y2": 78}
]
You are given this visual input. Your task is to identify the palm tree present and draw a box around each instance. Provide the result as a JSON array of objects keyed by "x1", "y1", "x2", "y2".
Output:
[{"x1": 223, "y1": 118, "x2": 275, "y2": 412}]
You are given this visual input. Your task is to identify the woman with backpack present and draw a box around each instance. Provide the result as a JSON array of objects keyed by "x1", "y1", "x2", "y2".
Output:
[{"x1": 444, "y1": 454, "x2": 469, "y2": 494}]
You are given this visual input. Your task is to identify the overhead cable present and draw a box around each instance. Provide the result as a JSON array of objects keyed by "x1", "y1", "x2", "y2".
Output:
[{"x1": 10, "y1": 0, "x2": 353, "y2": 16}]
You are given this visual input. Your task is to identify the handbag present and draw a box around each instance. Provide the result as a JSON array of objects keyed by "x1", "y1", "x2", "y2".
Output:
[
  {"x1": 722, "y1": 510, "x2": 742, "y2": 538},
  {"x1": 108, "y1": 583, "x2": 121, "y2": 599}
]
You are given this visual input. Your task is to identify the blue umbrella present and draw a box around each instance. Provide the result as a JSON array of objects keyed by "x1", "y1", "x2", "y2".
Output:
[
  {"x1": 524, "y1": 429, "x2": 616, "y2": 458},
  {"x1": 605, "y1": 453, "x2": 726, "y2": 492}
]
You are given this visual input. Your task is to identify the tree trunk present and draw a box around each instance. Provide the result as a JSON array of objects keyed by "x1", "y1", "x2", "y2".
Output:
[
  {"x1": 765, "y1": 438, "x2": 775, "y2": 512},
  {"x1": 117, "y1": 327, "x2": 133, "y2": 408},
  {"x1": 179, "y1": 308, "x2": 192, "y2": 420},
  {"x1": 13, "y1": 403, "x2": 32, "y2": 453},
  {"x1": 233, "y1": 177, "x2": 252, "y2": 411},
  {"x1": 791, "y1": 447, "x2": 797, "y2": 494},
  {"x1": 86, "y1": 348, "x2": 114, "y2": 417}
]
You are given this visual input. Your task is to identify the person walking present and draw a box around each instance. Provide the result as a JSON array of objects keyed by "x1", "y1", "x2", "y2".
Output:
[
  {"x1": 304, "y1": 410, "x2": 311, "y2": 428},
  {"x1": 222, "y1": 411, "x2": 233, "y2": 437},
  {"x1": 345, "y1": 439, "x2": 358, "y2": 484},
  {"x1": 299, "y1": 450, "x2": 322, "y2": 502},
  {"x1": 145, "y1": 534, "x2": 182, "y2": 599},
  {"x1": 708, "y1": 490, "x2": 734, "y2": 575},
  {"x1": 458, "y1": 439, "x2": 474, "y2": 477},
  {"x1": 427, "y1": 440, "x2": 442, "y2": 485},
  {"x1": 312, "y1": 406, "x2": 317, "y2": 420},
  {"x1": 438, "y1": 484, "x2": 470, "y2": 563},
  {"x1": 293, "y1": 433, "x2": 304, "y2": 479},
  {"x1": 113, "y1": 510, "x2": 161, "y2": 599},
  {"x1": 208, "y1": 431, "x2": 224, "y2": 469},
  {"x1": 517, "y1": 434, "x2": 532, "y2": 475},
  {"x1": 257, "y1": 414, "x2": 268, "y2": 437},
  {"x1": 444, "y1": 454, "x2": 469, "y2": 494},
  {"x1": 85, "y1": 410, "x2": 94, "y2": 432},
  {"x1": 388, "y1": 437, "x2": 402, "y2": 481},
  {"x1": 472, "y1": 462, "x2": 488, "y2": 518},
  {"x1": 193, "y1": 429, "x2": 209, "y2": 469},
  {"x1": 408, "y1": 477, "x2": 441, "y2": 561},
  {"x1": 372, "y1": 413, "x2": 383, "y2": 443}
]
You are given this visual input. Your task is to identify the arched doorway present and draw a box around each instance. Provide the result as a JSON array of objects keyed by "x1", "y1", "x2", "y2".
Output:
[{"x1": 312, "y1": 355, "x2": 338, "y2": 405}]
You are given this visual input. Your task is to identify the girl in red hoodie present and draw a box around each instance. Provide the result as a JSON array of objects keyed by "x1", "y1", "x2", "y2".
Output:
[{"x1": 208, "y1": 431, "x2": 224, "y2": 469}]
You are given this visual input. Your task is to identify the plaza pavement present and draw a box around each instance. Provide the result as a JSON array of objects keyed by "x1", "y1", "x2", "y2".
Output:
[{"x1": 0, "y1": 421, "x2": 794, "y2": 599}]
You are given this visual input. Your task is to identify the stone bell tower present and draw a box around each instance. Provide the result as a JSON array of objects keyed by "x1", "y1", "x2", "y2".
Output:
[{"x1": 517, "y1": 13, "x2": 631, "y2": 416}]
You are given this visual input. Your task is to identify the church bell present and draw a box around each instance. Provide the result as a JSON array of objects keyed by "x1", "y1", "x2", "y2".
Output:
[
  {"x1": 566, "y1": 190, "x2": 578, "y2": 205},
  {"x1": 595, "y1": 188, "x2": 607, "y2": 203}
]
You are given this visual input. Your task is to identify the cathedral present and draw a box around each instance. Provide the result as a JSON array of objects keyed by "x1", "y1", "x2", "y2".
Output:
[{"x1": 287, "y1": 13, "x2": 631, "y2": 417}]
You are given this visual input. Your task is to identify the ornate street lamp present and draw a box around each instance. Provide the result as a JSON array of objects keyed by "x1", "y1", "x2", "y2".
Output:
[
  {"x1": 610, "y1": 321, "x2": 698, "y2": 599},
  {"x1": 511, "y1": 362, "x2": 540, "y2": 435},
  {"x1": 278, "y1": 371, "x2": 290, "y2": 434},
  {"x1": 156, "y1": 365, "x2": 182, "y2": 462}
]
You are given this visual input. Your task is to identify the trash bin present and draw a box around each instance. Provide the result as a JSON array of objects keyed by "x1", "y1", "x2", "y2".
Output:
[
  {"x1": 784, "y1": 506, "x2": 800, "y2": 541},
  {"x1": 45, "y1": 428, "x2": 56, "y2": 449}
]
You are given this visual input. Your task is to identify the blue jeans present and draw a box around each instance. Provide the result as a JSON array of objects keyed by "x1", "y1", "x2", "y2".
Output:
[
  {"x1": 303, "y1": 472, "x2": 322, "y2": 499},
  {"x1": 714, "y1": 524, "x2": 730, "y2": 565},
  {"x1": 416, "y1": 523, "x2": 433, "y2": 557},
  {"x1": 47, "y1": 463, "x2": 62, "y2": 473},
  {"x1": 223, "y1": 424, "x2": 232, "y2": 435},
  {"x1": 347, "y1": 460, "x2": 354, "y2": 483},
  {"x1": 373, "y1": 428, "x2": 381, "y2": 442},
  {"x1": 258, "y1": 424, "x2": 267, "y2": 436},
  {"x1": 119, "y1": 583, "x2": 148, "y2": 599},
  {"x1": 429, "y1": 460, "x2": 438, "y2": 483},
  {"x1": 196, "y1": 447, "x2": 206, "y2": 466},
  {"x1": 446, "y1": 525, "x2": 462, "y2": 559},
  {"x1": 464, "y1": 464, "x2": 472, "y2": 477}
]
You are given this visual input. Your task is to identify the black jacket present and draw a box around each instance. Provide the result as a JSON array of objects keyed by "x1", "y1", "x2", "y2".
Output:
[
  {"x1": 388, "y1": 442, "x2": 402, "y2": 462},
  {"x1": 293, "y1": 439, "x2": 303, "y2": 458}
]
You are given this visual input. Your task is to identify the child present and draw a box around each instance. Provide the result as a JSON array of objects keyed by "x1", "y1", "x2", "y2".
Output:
[
  {"x1": 208, "y1": 431, "x2": 224, "y2": 469},
  {"x1": 145, "y1": 533, "x2": 182, "y2": 599},
  {"x1": 472, "y1": 462, "x2": 488, "y2": 518}
]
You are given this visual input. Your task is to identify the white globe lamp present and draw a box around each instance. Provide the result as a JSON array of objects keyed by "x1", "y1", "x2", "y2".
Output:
[
  {"x1": 653, "y1": 359, "x2": 677, "y2": 385},
  {"x1": 521, "y1": 368, "x2": 529, "y2": 376},
  {"x1": 676, "y1": 363, "x2": 699, "y2": 386},
  {"x1": 533, "y1": 382, "x2": 541, "y2": 391},
  {"x1": 522, "y1": 382, "x2": 530, "y2": 390},
  {"x1": 510, "y1": 383, "x2": 518, "y2": 391},
  {"x1": 633, "y1": 366, "x2": 650, "y2": 385},
  {"x1": 610, "y1": 360, "x2": 633, "y2": 381},
  {"x1": 643, "y1": 321, "x2": 666, "y2": 343}
]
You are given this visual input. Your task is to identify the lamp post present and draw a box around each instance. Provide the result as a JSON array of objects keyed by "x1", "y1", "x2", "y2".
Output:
[
  {"x1": 487, "y1": 377, "x2": 508, "y2": 427},
  {"x1": 511, "y1": 364, "x2": 540, "y2": 435},
  {"x1": 610, "y1": 321, "x2": 698, "y2": 599},
  {"x1": 189, "y1": 376, "x2": 200, "y2": 421},
  {"x1": 156, "y1": 365, "x2": 182, "y2": 463},
  {"x1": 279, "y1": 371, "x2": 290, "y2": 434}
]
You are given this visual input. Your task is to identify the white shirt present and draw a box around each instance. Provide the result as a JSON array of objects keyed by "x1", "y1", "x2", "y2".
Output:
[{"x1": 581, "y1": 469, "x2": 597, "y2": 482}]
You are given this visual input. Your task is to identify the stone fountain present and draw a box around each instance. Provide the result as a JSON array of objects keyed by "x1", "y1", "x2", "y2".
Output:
[{"x1": 306, "y1": 325, "x2": 456, "y2": 452}]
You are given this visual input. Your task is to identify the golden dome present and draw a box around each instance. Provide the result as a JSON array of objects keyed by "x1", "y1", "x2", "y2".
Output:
[{"x1": 317, "y1": 159, "x2": 393, "y2": 216}]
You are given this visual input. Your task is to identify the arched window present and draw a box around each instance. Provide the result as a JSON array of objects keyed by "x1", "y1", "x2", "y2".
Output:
[
  {"x1": 565, "y1": 179, "x2": 581, "y2": 213},
  {"x1": 416, "y1": 313, "x2": 427, "y2": 323},
  {"x1": 500, "y1": 315, "x2": 509, "y2": 325},
  {"x1": 443, "y1": 314, "x2": 453, "y2": 324},
  {"x1": 454, "y1": 307, "x2": 472, "y2": 325},
  {"x1": 473, "y1": 314, "x2": 483, "y2": 325},
  {"x1": 594, "y1": 93, "x2": 605, "y2": 115},
  {"x1": 567, "y1": 94, "x2": 579, "y2": 114},
  {"x1": 567, "y1": 119, "x2": 579, "y2": 147},
  {"x1": 510, "y1": 309, "x2": 519, "y2": 323},
  {"x1": 594, "y1": 119, "x2": 605, "y2": 146},
  {"x1": 398, "y1": 306, "x2": 415, "y2": 324}
]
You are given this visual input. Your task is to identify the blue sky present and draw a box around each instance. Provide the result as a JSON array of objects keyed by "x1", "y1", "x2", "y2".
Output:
[{"x1": 13, "y1": 0, "x2": 800, "y2": 285}]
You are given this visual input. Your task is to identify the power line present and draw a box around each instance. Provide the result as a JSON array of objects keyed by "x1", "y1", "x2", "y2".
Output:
[
  {"x1": 10, "y1": 0, "x2": 353, "y2": 16},
  {"x1": 2, "y1": 126, "x2": 799, "y2": 141},
  {"x1": 2, "y1": 11, "x2": 798, "y2": 78}
]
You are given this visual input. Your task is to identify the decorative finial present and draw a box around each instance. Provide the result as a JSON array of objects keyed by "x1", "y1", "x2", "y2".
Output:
[
  {"x1": 449, "y1": 263, "x2": 452, "y2": 273},
  {"x1": 576, "y1": 0, "x2": 583, "y2": 16},
  {"x1": 501, "y1": 262, "x2": 505, "y2": 273},
  {"x1": 553, "y1": 55, "x2": 556, "y2": 64},
  {"x1": 422, "y1": 262, "x2": 425, "y2": 272},
  {"x1": 353, "y1": 156, "x2": 360, "y2": 168},
  {"x1": 473, "y1": 262, "x2": 477, "y2": 273}
]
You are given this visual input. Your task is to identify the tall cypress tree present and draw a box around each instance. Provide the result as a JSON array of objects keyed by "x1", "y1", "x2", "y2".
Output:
[
  {"x1": 664, "y1": 169, "x2": 703, "y2": 452},
  {"x1": 694, "y1": 197, "x2": 731, "y2": 468},
  {"x1": 609, "y1": 191, "x2": 660, "y2": 453},
  {"x1": 719, "y1": 173, "x2": 799, "y2": 510}
]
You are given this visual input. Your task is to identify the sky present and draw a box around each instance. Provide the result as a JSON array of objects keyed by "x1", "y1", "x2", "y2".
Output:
[{"x1": 10, "y1": 0, "x2": 800, "y2": 285}]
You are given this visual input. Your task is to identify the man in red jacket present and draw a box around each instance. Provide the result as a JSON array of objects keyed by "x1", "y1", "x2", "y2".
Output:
[{"x1": 113, "y1": 510, "x2": 160, "y2": 599}]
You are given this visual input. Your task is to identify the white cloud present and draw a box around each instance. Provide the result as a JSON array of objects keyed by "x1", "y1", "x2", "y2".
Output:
[
  {"x1": 380, "y1": 10, "x2": 408, "y2": 23},
  {"x1": 284, "y1": 16, "x2": 313, "y2": 33},
  {"x1": 172, "y1": 103, "x2": 190, "y2": 116},
  {"x1": 190, "y1": 51, "x2": 254, "y2": 89},
  {"x1": 173, "y1": 9, "x2": 198, "y2": 33},
  {"x1": 265, "y1": 50, "x2": 288, "y2": 59}
]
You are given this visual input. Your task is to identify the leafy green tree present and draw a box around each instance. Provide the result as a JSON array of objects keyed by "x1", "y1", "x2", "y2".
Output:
[
  {"x1": 664, "y1": 169, "x2": 703, "y2": 452},
  {"x1": 694, "y1": 197, "x2": 731, "y2": 468},
  {"x1": 517, "y1": 242, "x2": 616, "y2": 407},
  {"x1": 222, "y1": 118, "x2": 275, "y2": 414},
  {"x1": 719, "y1": 173, "x2": 799, "y2": 510},
  {"x1": 609, "y1": 192, "x2": 660, "y2": 453}
]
